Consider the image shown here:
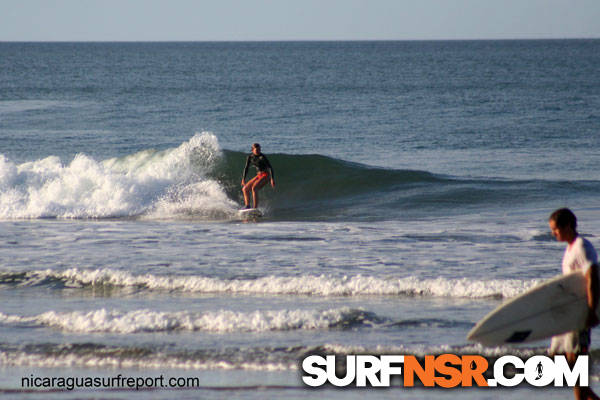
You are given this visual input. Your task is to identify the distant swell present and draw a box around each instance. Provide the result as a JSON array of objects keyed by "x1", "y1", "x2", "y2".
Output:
[{"x1": 0, "y1": 268, "x2": 540, "y2": 299}]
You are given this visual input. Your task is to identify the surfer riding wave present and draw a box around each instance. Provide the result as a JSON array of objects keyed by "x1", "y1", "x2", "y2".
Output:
[{"x1": 241, "y1": 143, "x2": 275, "y2": 209}]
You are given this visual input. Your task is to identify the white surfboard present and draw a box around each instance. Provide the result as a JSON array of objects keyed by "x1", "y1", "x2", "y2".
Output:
[
  {"x1": 238, "y1": 208, "x2": 263, "y2": 219},
  {"x1": 467, "y1": 271, "x2": 595, "y2": 346}
]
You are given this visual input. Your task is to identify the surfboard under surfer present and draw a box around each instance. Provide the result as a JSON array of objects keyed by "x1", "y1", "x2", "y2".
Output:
[{"x1": 241, "y1": 143, "x2": 275, "y2": 209}]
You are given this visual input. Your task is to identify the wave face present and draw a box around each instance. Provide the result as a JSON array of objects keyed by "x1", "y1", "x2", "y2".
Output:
[
  {"x1": 2, "y1": 133, "x2": 599, "y2": 221},
  {"x1": 215, "y1": 150, "x2": 446, "y2": 220}
]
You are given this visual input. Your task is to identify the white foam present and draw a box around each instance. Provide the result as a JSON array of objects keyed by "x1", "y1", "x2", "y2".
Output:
[
  {"x1": 19, "y1": 268, "x2": 540, "y2": 299},
  {"x1": 0, "y1": 342, "x2": 548, "y2": 372},
  {"x1": 320, "y1": 343, "x2": 543, "y2": 359},
  {"x1": 0, "y1": 307, "x2": 362, "y2": 334},
  {"x1": 0, "y1": 132, "x2": 238, "y2": 219},
  {"x1": 0, "y1": 351, "x2": 293, "y2": 371}
]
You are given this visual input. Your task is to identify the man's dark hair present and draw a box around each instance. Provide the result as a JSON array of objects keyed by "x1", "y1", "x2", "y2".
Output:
[{"x1": 549, "y1": 208, "x2": 577, "y2": 230}]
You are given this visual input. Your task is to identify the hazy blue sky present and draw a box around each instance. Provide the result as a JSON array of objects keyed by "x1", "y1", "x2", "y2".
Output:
[{"x1": 2, "y1": 0, "x2": 600, "y2": 41}]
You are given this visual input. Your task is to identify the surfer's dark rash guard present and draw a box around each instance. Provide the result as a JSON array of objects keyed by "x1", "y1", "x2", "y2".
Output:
[{"x1": 242, "y1": 153, "x2": 274, "y2": 181}]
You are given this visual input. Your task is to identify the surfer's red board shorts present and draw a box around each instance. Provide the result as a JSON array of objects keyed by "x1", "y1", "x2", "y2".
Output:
[{"x1": 256, "y1": 171, "x2": 269, "y2": 180}]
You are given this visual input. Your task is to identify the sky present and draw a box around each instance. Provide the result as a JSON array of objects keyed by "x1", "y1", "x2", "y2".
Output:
[{"x1": 1, "y1": 0, "x2": 600, "y2": 41}]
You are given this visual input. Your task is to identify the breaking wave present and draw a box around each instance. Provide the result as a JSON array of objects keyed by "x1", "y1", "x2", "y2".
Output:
[
  {"x1": 3, "y1": 132, "x2": 597, "y2": 221},
  {"x1": 0, "y1": 307, "x2": 382, "y2": 334},
  {"x1": 0, "y1": 132, "x2": 237, "y2": 220},
  {"x1": 0, "y1": 268, "x2": 540, "y2": 299}
]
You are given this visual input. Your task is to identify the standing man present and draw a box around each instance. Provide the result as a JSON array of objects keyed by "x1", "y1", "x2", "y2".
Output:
[
  {"x1": 241, "y1": 143, "x2": 275, "y2": 209},
  {"x1": 548, "y1": 208, "x2": 600, "y2": 400}
]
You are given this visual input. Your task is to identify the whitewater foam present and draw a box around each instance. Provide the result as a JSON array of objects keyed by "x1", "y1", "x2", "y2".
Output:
[
  {"x1": 0, "y1": 349, "x2": 294, "y2": 371},
  {"x1": 0, "y1": 307, "x2": 372, "y2": 334},
  {"x1": 0, "y1": 133, "x2": 238, "y2": 220},
  {"x1": 2, "y1": 268, "x2": 540, "y2": 299},
  {"x1": 0, "y1": 342, "x2": 559, "y2": 372}
]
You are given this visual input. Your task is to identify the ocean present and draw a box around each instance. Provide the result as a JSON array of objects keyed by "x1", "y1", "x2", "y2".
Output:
[{"x1": 1, "y1": 40, "x2": 600, "y2": 399}]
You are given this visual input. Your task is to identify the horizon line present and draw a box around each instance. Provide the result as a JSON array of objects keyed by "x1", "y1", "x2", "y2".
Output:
[{"x1": 1, "y1": 37, "x2": 600, "y2": 43}]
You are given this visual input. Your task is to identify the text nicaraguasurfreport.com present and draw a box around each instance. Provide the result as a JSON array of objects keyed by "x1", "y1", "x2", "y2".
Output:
[{"x1": 21, "y1": 374, "x2": 200, "y2": 391}]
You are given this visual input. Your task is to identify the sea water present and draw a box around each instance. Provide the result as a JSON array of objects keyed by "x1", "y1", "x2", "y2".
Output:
[{"x1": 1, "y1": 40, "x2": 600, "y2": 399}]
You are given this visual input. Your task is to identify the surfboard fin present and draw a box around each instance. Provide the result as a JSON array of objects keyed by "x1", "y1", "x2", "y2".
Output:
[{"x1": 505, "y1": 330, "x2": 532, "y2": 343}]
